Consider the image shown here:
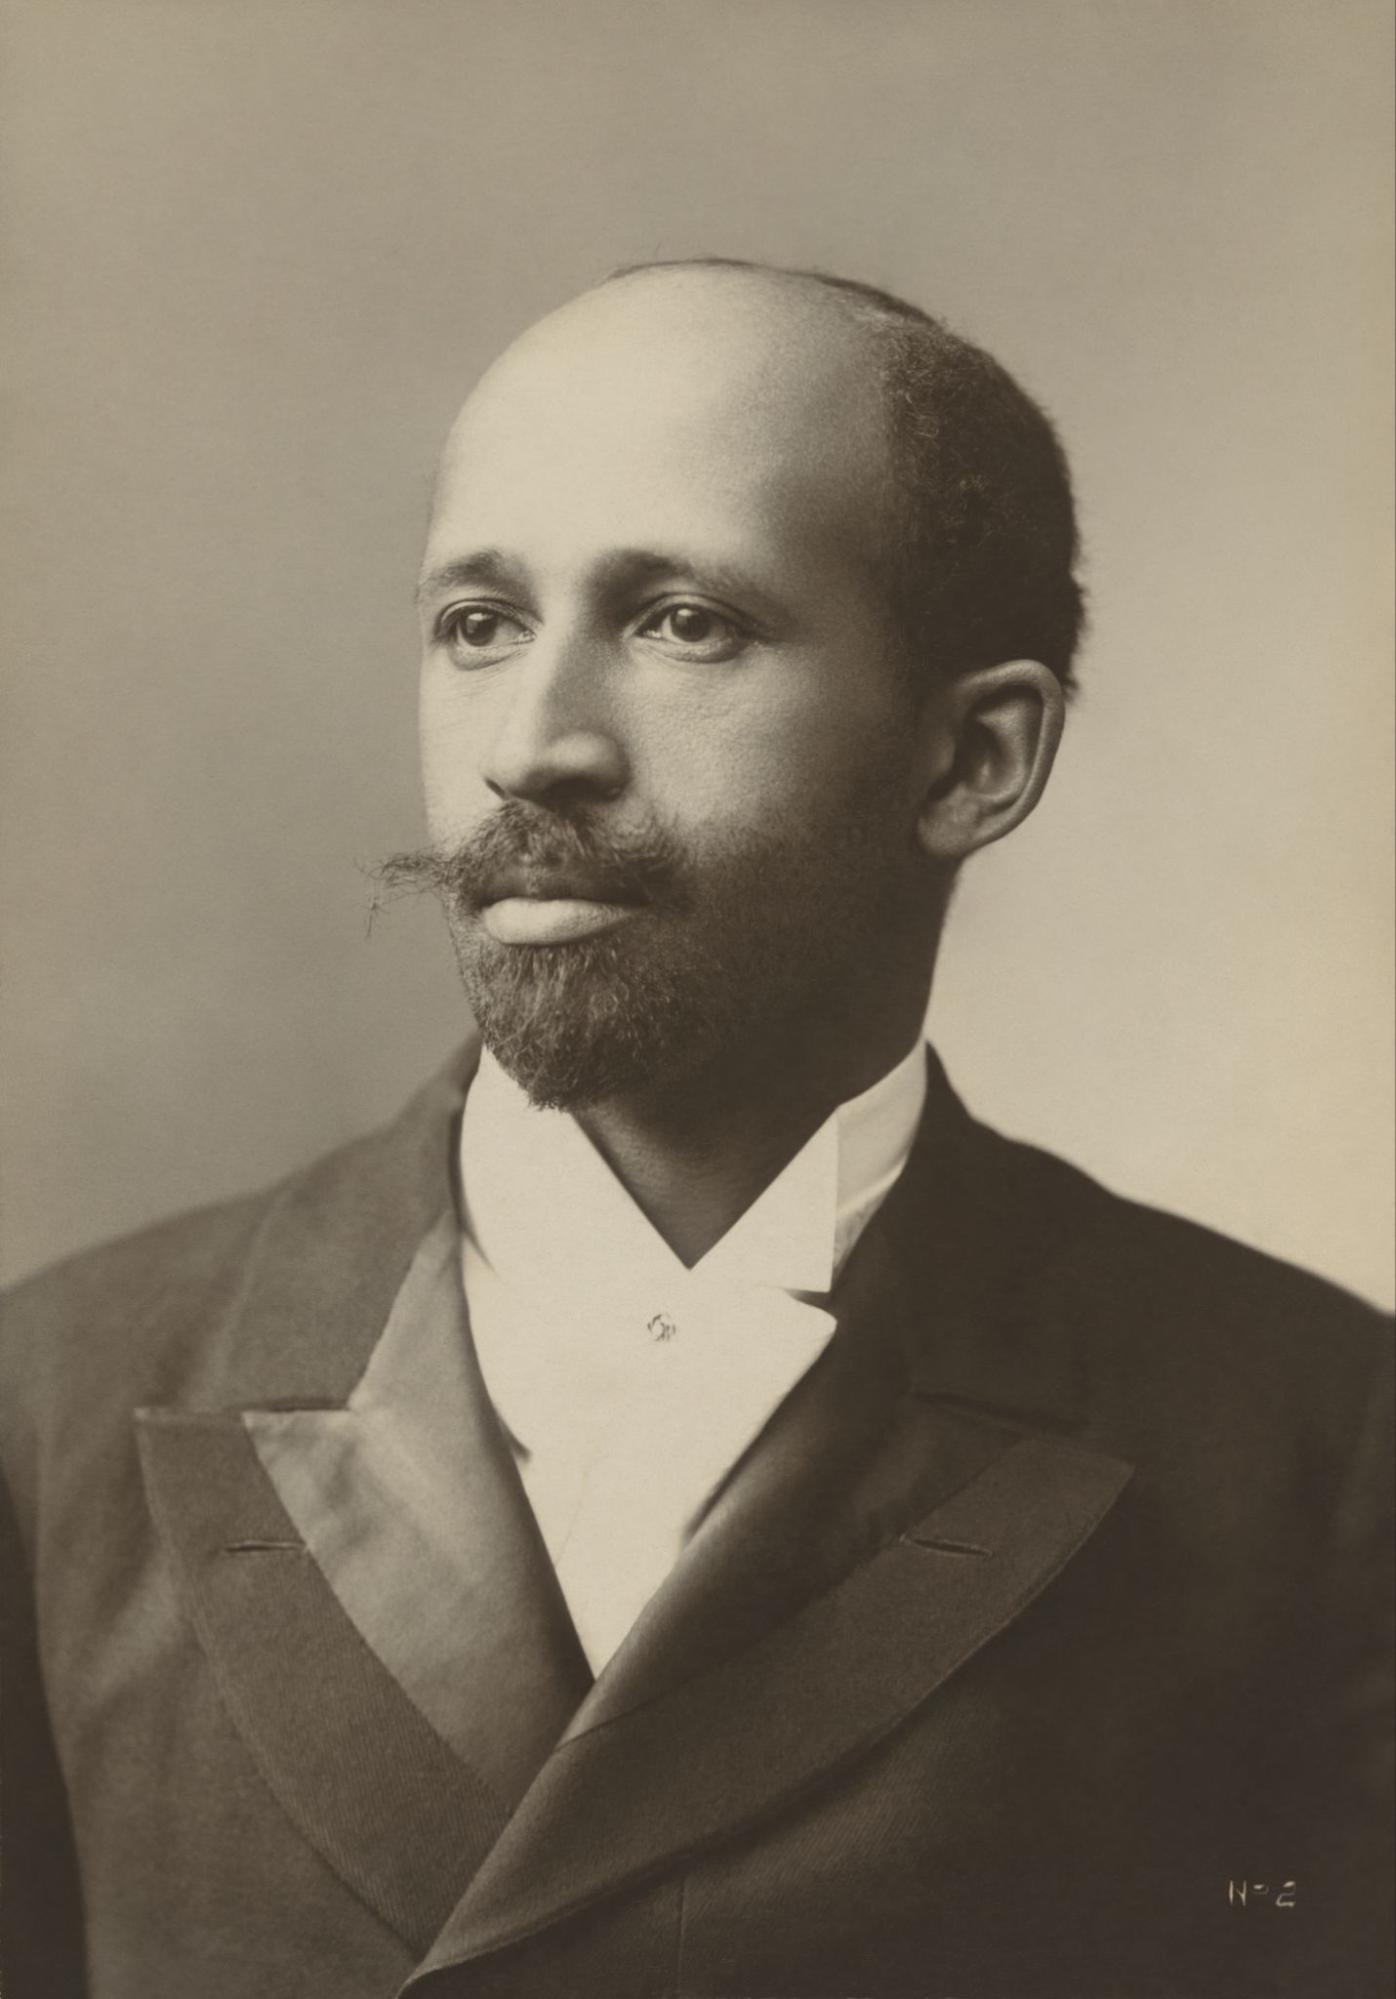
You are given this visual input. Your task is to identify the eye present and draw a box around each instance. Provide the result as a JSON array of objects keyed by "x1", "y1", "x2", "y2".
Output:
[
  {"x1": 435, "y1": 603, "x2": 532, "y2": 668},
  {"x1": 636, "y1": 601, "x2": 746, "y2": 662}
]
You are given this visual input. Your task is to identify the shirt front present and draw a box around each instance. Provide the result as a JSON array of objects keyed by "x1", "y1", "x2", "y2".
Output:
[{"x1": 459, "y1": 1041, "x2": 928, "y2": 1671}]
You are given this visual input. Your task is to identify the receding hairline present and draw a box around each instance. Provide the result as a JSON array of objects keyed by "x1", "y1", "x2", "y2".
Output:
[
  {"x1": 580, "y1": 257, "x2": 957, "y2": 394},
  {"x1": 443, "y1": 256, "x2": 899, "y2": 458},
  {"x1": 438, "y1": 257, "x2": 903, "y2": 510},
  {"x1": 596, "y1": 255, "x2": 942, "y2": 330}
]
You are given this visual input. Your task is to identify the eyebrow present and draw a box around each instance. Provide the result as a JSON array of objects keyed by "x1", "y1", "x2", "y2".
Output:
[
  {"x1": 415, "y1": 546, "x2": 789, "y2": 626},
  {"x1": 415, "y1": 549, "x2": 518, "y2": 609}
]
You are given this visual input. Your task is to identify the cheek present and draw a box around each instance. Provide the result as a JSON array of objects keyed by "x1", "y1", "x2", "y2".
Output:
[
  {"x1": 417, "y1": 668, "x2": 491, "y2": 842},
  {"x1": 642, "y1": 683, "x2": 914, "y2": 844}
]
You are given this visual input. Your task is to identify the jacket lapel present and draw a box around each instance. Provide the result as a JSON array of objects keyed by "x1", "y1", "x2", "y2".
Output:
[
  {"x1": 407, "y1": 1055, "x2": 1134, "y2": 1982},
  {"x1": 136, "y1": 1048, "x2": 590, "y2": 1954},
  {"x1": 138, "y1": 1401, "x2": 510, "y2": 1952},
  {"x1": 238, "y1": 1214, "x2": 591, "y2": 1803}
]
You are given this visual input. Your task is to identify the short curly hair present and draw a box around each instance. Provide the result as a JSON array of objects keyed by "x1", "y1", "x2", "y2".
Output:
[{"x1": 605, "y1": 258, "x2": 1085, "y2": 694}]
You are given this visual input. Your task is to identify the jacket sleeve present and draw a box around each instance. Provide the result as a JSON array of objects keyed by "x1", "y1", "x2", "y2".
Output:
[
  {"x1": 1329, "y1": 1329, "x2": 1395, "y2": 1985},
  {"x1": 1291, "y1": 1325, "x2": 1395, "y2": 1997},
  {"x1": 1, "y1": 1457, "x2": 89, "y2": 1997}
]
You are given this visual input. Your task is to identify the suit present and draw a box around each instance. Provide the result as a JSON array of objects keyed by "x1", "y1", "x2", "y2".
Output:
[{"x1": 2, "y1": 1041, "x2": 1391, "y2": 1998}]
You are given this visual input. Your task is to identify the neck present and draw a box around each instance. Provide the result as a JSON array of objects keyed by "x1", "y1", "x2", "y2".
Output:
[{"x1": 572, "y1": 984, "x2": 932, "y2": 1267}]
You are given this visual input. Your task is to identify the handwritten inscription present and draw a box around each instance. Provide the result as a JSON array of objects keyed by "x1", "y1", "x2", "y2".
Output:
[{"x1": 1228, "y1": 1879, "x2": 1297, "y2": 1908}]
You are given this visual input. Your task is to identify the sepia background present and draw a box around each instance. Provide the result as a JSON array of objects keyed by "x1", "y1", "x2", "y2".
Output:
[{"x1": 2, "y1": 0, "x2": 1392, "y2": 1305}]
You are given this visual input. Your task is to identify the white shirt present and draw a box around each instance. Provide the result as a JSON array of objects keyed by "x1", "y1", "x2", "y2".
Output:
[{"x1": 459, "y1": 1041, "x2": 928, "y2": 1671}]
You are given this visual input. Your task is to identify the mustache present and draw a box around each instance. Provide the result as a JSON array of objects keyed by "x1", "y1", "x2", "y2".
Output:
[{"x1": 374, "y1": 800, "x2": 689, "y2": 915}]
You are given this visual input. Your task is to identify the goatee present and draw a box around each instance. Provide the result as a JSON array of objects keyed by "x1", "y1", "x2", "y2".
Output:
[{"x1": 378, "y1": 802, "x2": 715, "y2": 1109}]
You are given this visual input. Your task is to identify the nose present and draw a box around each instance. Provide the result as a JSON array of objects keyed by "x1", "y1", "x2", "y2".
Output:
[{"x1": 481, "y1": 626, "x2": 629, "y2": 807}]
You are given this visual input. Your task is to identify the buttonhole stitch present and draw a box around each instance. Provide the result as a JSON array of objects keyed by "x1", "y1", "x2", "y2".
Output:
[{"x1": 902, "y1": 1533, "x2": 992, "y2": 1557}]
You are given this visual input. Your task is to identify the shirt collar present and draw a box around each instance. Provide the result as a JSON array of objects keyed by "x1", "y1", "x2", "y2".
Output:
[{"x1": 459, "y1": 1037, "x2": 927, "y2": 1302}]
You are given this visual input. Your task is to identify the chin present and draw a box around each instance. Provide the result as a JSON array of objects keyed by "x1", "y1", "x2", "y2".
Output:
[
  {"x1": 457, "y1": 929, "x2": 708, "y2": 1111},
  {"x1": 474, "y1": 1016, "x2": 680, "y2": 1114}
]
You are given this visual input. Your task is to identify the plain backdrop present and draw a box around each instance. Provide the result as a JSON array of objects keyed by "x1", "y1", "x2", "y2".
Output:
[{"x1": 2, "y1": 0, "x2": 1392, "y2": 1306}]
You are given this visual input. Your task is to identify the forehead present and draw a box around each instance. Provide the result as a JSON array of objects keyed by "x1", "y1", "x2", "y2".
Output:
[{"x1": 424, "y1": 275, "x2": 891, "y2": 587}]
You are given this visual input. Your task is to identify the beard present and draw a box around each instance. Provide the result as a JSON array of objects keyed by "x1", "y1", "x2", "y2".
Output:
[{"x1": 378, "y1": 792, "x2": 917, "y2": 1112}]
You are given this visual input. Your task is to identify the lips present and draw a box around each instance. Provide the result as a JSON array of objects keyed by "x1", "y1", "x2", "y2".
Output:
[{"x1": 476, "y1": 865, "x2": 646, "y2": 909}]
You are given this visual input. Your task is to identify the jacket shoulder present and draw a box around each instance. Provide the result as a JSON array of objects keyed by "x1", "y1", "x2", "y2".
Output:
[
  {"x1": 0, "y1": 1141, "x2": 350, "y2": 1444},
  {"x1": 0, "y1": 1187, "x2": 274, "y2": 1472},
  {"x1": 3, "y1": 1188, "x2": 272, "y2": 1340},
  {"x1": 0, "y1": 1057, "x2": 468, "y2": 1477},
  {"x1": 980, "y1": 1121, "x2": 1392, "y2": 1443},
  {"x1": 1004, "y1": 1124, "x2": 1387, "y2": 1322}
]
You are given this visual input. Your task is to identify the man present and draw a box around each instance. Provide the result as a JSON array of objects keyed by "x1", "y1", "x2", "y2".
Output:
[{"x1": 2, "y1": 259, "x2": 1390, "y2": 1999}]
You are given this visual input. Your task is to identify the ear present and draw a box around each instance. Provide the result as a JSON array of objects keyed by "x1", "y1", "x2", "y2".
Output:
[{"x1": 914, "y1": 660, "x2": 1065, "y2": 863}]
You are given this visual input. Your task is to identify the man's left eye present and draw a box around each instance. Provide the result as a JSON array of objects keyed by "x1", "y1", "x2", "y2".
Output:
[{"x1": 638, "y1": 603, "x2": 745, "y2": 660}]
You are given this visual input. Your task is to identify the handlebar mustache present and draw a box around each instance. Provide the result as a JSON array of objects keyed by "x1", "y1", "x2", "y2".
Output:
[{"x1": 376, "y1": 801, "x2": 688, "y2": 915}]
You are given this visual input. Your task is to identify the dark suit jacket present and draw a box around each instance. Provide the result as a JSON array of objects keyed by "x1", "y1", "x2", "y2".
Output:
[{"x1": 2, "y1": 1044, "x2": 1391, "y2": 1999}]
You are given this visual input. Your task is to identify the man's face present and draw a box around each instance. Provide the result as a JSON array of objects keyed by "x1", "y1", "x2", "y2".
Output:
[{"x1": 414, "y1": 273, "x2": 934, "y2": 1109}]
